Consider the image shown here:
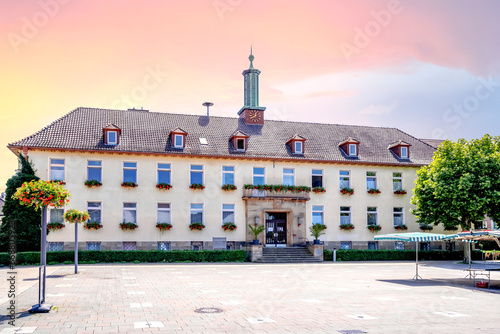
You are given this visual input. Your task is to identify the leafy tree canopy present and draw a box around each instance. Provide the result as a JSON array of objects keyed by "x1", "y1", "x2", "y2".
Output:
[
  {"x1": 0, "y1": 153, "x2": 41, "y2": 252},
  {"x1": 411, "y1": 135, "x2": 500, "y2": 230}
]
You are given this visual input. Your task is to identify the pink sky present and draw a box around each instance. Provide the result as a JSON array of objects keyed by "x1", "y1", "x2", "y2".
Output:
[{"x1": 1, "y1": 0, "x2": 499, "y2": 192}]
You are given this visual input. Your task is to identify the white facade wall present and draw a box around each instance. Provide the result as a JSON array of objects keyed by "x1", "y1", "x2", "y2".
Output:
[{"x1": 27, "y1": 149, "x2": 445, "y2": 248}]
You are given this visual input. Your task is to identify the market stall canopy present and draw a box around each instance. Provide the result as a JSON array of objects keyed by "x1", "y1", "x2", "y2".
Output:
[
  {"x1": 455, "y1": 230, "x2": 500, "y2": 247},
  {"x1": 374, "y1": 232, "x2": 457, "y2": 280}
]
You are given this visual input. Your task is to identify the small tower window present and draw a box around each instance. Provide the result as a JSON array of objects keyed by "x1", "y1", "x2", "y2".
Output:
[
  {"x1": 174, "y1": 135, "x2": 183, "y2": 148},
  {"x1": 295, "y1": 142, "x2": 303, "y2": 154},
  {"x1": 401, "y1": 146, "x2": 408, "y2": 158},
  {"x1": 349, "y1": 144, "x2": 357, "y2": 156},
  {"x1": 107, "y1": 131, "x2": 117, "y2": 145},
  {"x1": 237, "y1": 138, "x2": 245, "y2": 150}
]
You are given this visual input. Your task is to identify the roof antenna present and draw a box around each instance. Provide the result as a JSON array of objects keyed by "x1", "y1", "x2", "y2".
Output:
[{"x1": 202, "y1": 102, "x2": 214, "y2": 116}]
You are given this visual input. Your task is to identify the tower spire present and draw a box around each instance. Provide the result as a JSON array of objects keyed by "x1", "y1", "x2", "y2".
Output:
[
  {"x1": 238, "y1": 48, "x2": 266, "y2": 120},
  {"x1": 249, "y1": 45, "x2": 254, "y2": 69}
]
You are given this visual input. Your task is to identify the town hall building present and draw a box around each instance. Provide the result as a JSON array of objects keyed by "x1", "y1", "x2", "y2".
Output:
[{"x1": 8, "y1": 52, "x2": 449, "y2": 256}]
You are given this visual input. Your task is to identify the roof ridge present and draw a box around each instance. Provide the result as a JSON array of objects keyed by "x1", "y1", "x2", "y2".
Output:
[
  {"x1": 8, "y1": 107, "x2": 83, "y2": 146},
  {"x1": 394, "y1": 128, "x2": 438, "y2": 151}
]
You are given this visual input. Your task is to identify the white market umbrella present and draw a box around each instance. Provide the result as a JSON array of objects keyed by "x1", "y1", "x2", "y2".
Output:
[{"x1": 374, "y1": 232, "x2": 457, "y2": 280}]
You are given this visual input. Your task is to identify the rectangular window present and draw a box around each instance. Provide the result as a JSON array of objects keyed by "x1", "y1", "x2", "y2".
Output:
[
  {"x1": 123, "y1": 162, "x2": 137, "y2": 183},
  {"x1": 395, "y1": 241, "x2": 405, "y2": 250},
  {"x1": 236, "y1": 138, "x2": 245, "y2": 150},
  {"x1": 341, "y1": 241, "x2": 352, "y2": 250},
  {"x1": 349, "y1": 144, "x2": 357, "y2": 156},
  {"x1": 368, "y1": 241, "x2": 378, "y2": 250},
  {"x1": 366, "y1": 171, "x2": 377, "y2": 190},
  {"x1": 49, "y1": 208, "x2": 64, "y2": 223},
  {"x1": 312, "y1": 205, "x2": 324, "y2": 225},
  {"x1": 253, "y1": 167, "x2": 265, "y2": 186},
  {"x1": 174, "y1": 134, "x2": 183, "y2": 148},
  {"x1": 87, "y1": 160, "x2": 102, "y2": 182},
  {"x1": 87, "y1": 202, "x2": 102, "y2": 223},
  {"x1": 157, "y1": 163, "x2": 171, "y2": 184},
  {"x1": 222, "y1": 204, "x2": 235, "y2": 224},
  {"x1": 107, "y1": 131, "x2": 117, "y2": 145},
  {"x1": 393, "y1": 172, "x2": 402, "y2": 191},
  {"x1": 339, "y1": 170, "x2": 350, "y2": 189},
  {"x1": 420, "y1": 242, "x2": 430, "y2": 251},
  {"x1": 401, "y1": 147, "x2": 408, "y2": 158},
  {"x1": 87, "y1": 242, "x2": 101, "y2": 251},
  {"x1": 157, "y1": 203, "x2": 171, "y2": 224},
  {"x1": 123, "y1": 202, "x2": 137, "y2": 224},
  {"x1": 49, "y1": 158, "x2": 65, "y2": 181},
  {"x1": 283, "y1": 168, "x2": 295, "y2": 186},
  {"x1": 222, "y1": 166, "x2": 235, "y2": 185},
  {"x1": 123, "y1": 242, "x2": 136, "y2": 251},
  {"x1": 190, "y1": 165, "x2": 203, "y2": 185},
  {"x1": 190, "y1": 203, "x2": 203, "y2": 224},
  {"x1": 367, "y1": 207, "x2": 378, "y2": 225},
  {"x1": 312, "y1": 169, "x2": 323, "y2": 188},
  {"x1": 340, "y1": 206, "x2": 351, "y2": 225},
  {"x1": 158, "y1": 242, "x2": 170, "y2": 251},
  {"x1": 295, "y1": 141, "x2": 303, "y2": 154},
  {"x1": 48, "y1": 242, "x2": 64, "y2": 252},
  {"x1": 393, "y1": 207, "x2": 404, "y2": 226}
]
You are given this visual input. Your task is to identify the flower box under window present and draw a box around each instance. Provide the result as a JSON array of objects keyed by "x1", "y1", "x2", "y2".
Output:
[
  {"x1": 367, "y1": 225, "x2": 381, "y2": 232},
  {"x1": 50, "y1": 179, "x2": 66, "y2": 185},
  {"x1": 47, "y1": 222, "x2": 65, "y2": 232},
  {"x1": 222, "y1": 222, "x2": 237, "y2": 231},
  {"x1": 156, "y1": 183, "x2": 172, "y2": 190},
  {"x1": 312, "y1": 187, "x2": 326, "y2": 194},
  {"x1": 190, "y1": 183, "x2": 205, "y2": 190},
  {"x1": 121, "y1": 182, "x2": 138, "y2": 188},
  {"x1": 120, "y1": 222, "x2": 138, "y2": 230},
  {"x1": 339, "y1": 223, "x2": 355, "y2": 231},
  {"x1": 189, "y1": 222, "x2": 205, "y2": 231},
  {"x1": 394, "y1": 224, "x2": 408, "y2": 231},
  {"x1": 394, "y1": 189, "x2": 407, "y2": 195},
  {"x1": 84, "y1": 222, "x2": 103, "y2": 230},
  {"x1": 419, "y1": 224, "x2": 433, "y2": 231},
  {"x1": 156, "y1": 223, "x2": 173, "y2": 231},
  {"x1": 222, "y1": 184, "x2": 237, "y2": 191},
  {"x1": 340, "y1": 187, "x2": 354, "y2": 195},
  {"x1": 85, "y1": 180, "x2": 102, "y2": 188},
  {"x1": 367, "y1": 188, "x2": 381, "y2": 194}
]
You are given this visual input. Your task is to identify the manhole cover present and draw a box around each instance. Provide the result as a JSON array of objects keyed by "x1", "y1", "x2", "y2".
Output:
[
  {"x1": 339, "y1": 331, "x2": 367, "y2": 334},
  {"x1": 194, "y1": 307, "x2": 223, "y2": 314}
]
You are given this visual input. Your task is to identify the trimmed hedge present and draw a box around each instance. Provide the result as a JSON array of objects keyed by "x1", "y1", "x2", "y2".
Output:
[
  {"x1": 323, "y1": 249, "x2": 483, "y2": 261},
  {"x1": 0, "y1": 250, "x2": 247, "y2": 266}
]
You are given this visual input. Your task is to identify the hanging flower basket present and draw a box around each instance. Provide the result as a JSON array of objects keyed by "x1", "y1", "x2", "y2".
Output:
[
  {"x1": 189, "y1": 222, "x2": 205, "y2": 230},
  {"x1": 83, "y1": 221, "x2": 103, "y2": 230},
  {"x1": 156, "y1": 222, "x2": 173, "y2": 231},
  {"x1": 339, "y1": 223, "x2": 355, "y2": 231},
  {"x1": 64, "y1": 209, "x2": 90, "y2": 224},
  {"x1": 340, "y1": 187, "x2": 354, "y2": 195},
  {"x1": 367, "y1": 225, "x2": 382, "y2": 232},
  {"x1": 394, "y1": 189, "x2": 407, "y2": 195},
  {"x1": 120, "y1": 222, "x2": 138, "y2": 230},
  {"x1": 394, "y1": 224, "x2": 408, "y2": 231},
  {"x1": 222, "y1": 222, "x2": 237, "y2": 231},
  {"x1": 312, "y1": 187, "x2": 326, "y2": 193},
  {"x1": 13, "y1": 180, "x2": 71, "y2": 210},
  {"x1": 156, "y1": 183, "x2": 172, "y2": 190},
  {"x1": 85, "y1": 180, "x2": 102, "y2": 188},
  {"x1": 221, "y1": 184, "x2": 237, "y2": 191},
  {"x1": 47, "y1": 222, "x2": 65, "y2": 231},
  {"x1": 121, "y1": 182, "x2": 138, "y2": 188},
  {"x1": 367, "y1": 188, "x2": 381, "y2": 194},
  {"x1": 50, "y1": 179, "x2": 66, "y2": 185},
  {"x1": 189, "y1": 183, "x2": 205, "y2": 190},
  {"x1": 420, "y1": 224, "x2": 433, "y2": 231}
]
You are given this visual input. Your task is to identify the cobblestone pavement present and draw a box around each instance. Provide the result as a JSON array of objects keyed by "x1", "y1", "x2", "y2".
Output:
[{"x1": 1, "y1": 261, "x2": 499, "y2": 333}]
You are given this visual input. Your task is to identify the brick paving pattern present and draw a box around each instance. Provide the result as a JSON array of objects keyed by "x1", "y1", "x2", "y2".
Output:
[{"x1": 1, "y1": 261, "x2": 499, "y2": 333}]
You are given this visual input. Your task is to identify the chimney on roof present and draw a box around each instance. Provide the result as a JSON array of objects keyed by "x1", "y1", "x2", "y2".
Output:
[{"x1": 202, "y1": 102, "x2": 214, "y2": 116}]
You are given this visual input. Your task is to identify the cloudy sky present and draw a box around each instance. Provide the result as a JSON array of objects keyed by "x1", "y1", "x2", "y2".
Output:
[{"x1": 1, "y1": 0, "x2": 499, "y2": 192}]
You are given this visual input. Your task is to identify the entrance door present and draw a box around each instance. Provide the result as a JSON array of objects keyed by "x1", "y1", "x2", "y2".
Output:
[{"x1": 265, "y1": 212, "x2": 287, "y2": 247}]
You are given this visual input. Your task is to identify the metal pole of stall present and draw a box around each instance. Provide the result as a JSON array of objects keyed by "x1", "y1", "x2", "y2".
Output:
[
  {"x1": 74, "y1": 222, "x2": 78, "y2": 274},
  {"x1": 413, "y1": 241, "x2": 422, "y2": 280}
]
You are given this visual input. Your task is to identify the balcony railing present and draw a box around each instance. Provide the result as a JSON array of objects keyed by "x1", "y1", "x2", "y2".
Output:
[{"x1": 242, "y1": 188, "x2": 310, "y2": 201}]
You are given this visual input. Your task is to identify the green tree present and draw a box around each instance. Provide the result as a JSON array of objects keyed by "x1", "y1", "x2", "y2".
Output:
[
  {"x1": 411, "y1": 135, "x2": 500, "y2": 230},
  {"x1": 0, "y1": 153, "x2": 41, "y2": 252}
]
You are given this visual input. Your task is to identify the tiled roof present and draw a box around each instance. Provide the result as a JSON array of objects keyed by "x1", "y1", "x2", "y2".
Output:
[
  {"x1": 419, "y1": 138, "x2": 444, "y2": 149},
  {"x1": 8, "y1": 107, "x2": 436, "y2": 166}
]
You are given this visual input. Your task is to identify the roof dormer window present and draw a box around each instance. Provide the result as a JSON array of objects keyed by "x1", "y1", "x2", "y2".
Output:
[
  {"x1": 229, "y1": 130, "x2": 249, "y2": 152},
  {"x1": 295, "y1": 141, "x2": 303, "y2": 154},
  {"x1": 169, "y1": 127, "x2": 187, "y2": 149},
  {"x1": 339, "y1": 137, "x2": 359, "y2": 157},
  {"x1": 388, "y1": 140, "x2": 411, "y2": 159},
  {"x1": 103, "y1": 124, "x2": 121, "y2": 145},
  {"x1": 349, "y1": 144, "x2": 357, "y2": 156},
  {"x1": 286, "y1": 134, "x2": 306, "y2": 155},
  {"x1": 174, "y1": 134, "x2": 183, "y2": 148}
]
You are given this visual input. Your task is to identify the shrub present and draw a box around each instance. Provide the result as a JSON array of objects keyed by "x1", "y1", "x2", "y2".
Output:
[{"x1": 323, "y1": 249, "x2": 482, "y2": 261}]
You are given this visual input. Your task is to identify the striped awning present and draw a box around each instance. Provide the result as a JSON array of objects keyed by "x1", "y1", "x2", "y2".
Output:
[
  {"x1": 374, "y1": 232, "x2": 457, "y2": 242},
  {"x1": 455, "y1": 230, "x2": 500, "y2": 246}
]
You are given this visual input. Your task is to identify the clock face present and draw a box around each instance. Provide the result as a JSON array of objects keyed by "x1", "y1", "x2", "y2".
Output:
[{"x1": 248, "y1": 110, "x2": 262, "y2": 123}]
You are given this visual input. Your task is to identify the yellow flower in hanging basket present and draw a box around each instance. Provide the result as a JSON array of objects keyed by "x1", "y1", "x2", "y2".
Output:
[{"x1": 13, "y1": 180, "x2": 71, "y2": 210}]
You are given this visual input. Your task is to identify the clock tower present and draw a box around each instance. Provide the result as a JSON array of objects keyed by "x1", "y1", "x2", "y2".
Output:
[{"x1": 238, "y1": 47, "x2": 266, "y2": 125}]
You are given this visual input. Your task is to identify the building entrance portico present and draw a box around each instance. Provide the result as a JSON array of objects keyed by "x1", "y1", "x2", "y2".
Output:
[{"x1": 265, "y1": 212, "x2": 287, "y2": 247}]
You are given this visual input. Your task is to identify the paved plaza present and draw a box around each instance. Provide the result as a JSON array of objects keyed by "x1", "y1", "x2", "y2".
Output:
[{"x1": 1, "y1": 261, "x2": 499, "y2": 333}]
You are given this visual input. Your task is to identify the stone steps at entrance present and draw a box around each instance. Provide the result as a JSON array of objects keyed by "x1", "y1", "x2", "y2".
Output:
[{"x1": 261, "y1": 247, "x2": 322, "y2": 263}]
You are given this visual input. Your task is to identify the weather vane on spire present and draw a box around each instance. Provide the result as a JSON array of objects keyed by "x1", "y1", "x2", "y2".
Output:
[{"x1": 249, "y1": 45, "x2": 254, "y2": 69}]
